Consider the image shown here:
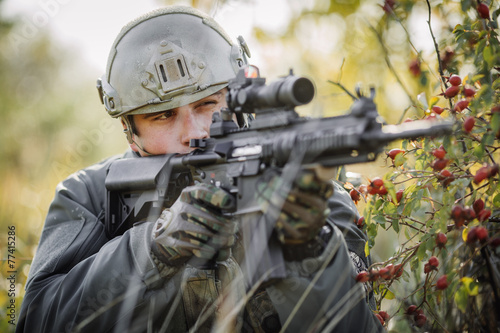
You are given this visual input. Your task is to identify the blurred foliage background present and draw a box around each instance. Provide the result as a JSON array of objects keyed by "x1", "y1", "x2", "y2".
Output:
[{"x1": 1, "y1": 0, "x2": 492, "y2": 331}]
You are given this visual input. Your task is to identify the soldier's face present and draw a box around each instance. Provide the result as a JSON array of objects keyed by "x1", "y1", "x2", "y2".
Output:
[{"x1": 128, "y1": 89, "x2": 227, "y2": 156}]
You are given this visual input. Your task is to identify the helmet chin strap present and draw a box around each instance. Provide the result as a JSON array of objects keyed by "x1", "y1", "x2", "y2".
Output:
[{"x1": 121, "y1": 116, "x2": 153, "y2": 156}]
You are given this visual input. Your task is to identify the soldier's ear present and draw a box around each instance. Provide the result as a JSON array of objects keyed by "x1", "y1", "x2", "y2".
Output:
[{"x1": 121, "y1": 118, "x2": 140, "y2": 153}]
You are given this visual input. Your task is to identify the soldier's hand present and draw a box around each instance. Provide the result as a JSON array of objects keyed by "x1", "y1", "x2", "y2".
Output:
[
  {"x1": 257, "y1": 169, "x2": 334, "y2": 245},
  {"x1": 151, "y1": 183, "x2": 237, "y2": 267}
]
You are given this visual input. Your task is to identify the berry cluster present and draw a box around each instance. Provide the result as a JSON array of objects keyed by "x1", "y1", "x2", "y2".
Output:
[
  {"x1": 431, "y1": 146, "x2": 450, "y2": 172},
  {"x1": 473, "y1": 163, "x2": 499, "y2": 184},
  {"x1": 406, "y1": 305, "x2": 427, "y2": 328},
  {"x1": 356, "y1": 262, "x2": 404, "y2": 283},
  {"x1": 375, "y1": 310, "x2": 390, "y2": 326},
  {"x1": 451, "y1": 204, "x2": 478, "y2": 228},
  {"x1": 440, "y1": 74, "x2": 476, "y2": 114},
  {"x1": 423, "y1": 256, "x2": 439, "y2": 274}
]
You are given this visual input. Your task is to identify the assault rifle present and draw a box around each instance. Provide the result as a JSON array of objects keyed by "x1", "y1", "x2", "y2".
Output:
[{"x1": 104, "y1": 68, "x2": 454, "y2": 285}]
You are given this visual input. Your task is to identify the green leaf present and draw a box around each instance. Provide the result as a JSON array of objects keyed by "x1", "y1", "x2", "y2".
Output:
[
  {"x1": 383, "y1": 201, "x2": 397, "y2": 215},
  {"x1": 384, "y1": 288, "x2": 396, "y2": 300},
  {"x1": 452, "y1": 24, "x2": 464, "y2": 33},
  {"x1": 442, "y1": 191, "x2": 455, "y2": 206},
  {"x1": 374, "y1": 198, "x2": 384, "y2": 211},
  {"x1": 403, "y1": 199, "x2": 416, "y2": 216},
  {"x1": 493, "y1": 77, "x2": 500, "y2": 91},
  {"x1": 394, "y1": 152, "x2": 406, "y2": 167},
  {"x1": 454, "y1": 285, "x2": 469, "y2": 313},
  {"x1": 425, "y1": 236, "x2": 435, "y2": 251},
  {"x1": 417, "y1": 243, "x2": 427, "y2": 260},
  {"x1": 373, "y1": 215, "x2": 387, "y2": 227},
  {"x1": 473, "y1": 143, "x2": 485, "y2": 160},
  {"x1": 383, "y1": 178, "x2": 398, "y2": 205},
  {"x1": 404, "y1": 226, "x2": 411, "y2": 240},
  {"x1": 410, "y1": 257, "x2": 420, "y2": 272},
  {"x1": 461, "y1": 277, "x2": 479, "y2": 296},
  {"x1": 493, "y1": 193, "x2": 500, "y2": 208},
  {"x1": 392, "y1": 218, "x2": 400, "y2": 233},
  {"x1": 491, "y1": 113, "x2": 500, "y2": 134}
]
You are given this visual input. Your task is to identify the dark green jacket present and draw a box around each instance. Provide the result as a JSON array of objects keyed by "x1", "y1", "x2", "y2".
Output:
[{"x1": 17, "y1": 150, "x2": 382, "y2": 333}]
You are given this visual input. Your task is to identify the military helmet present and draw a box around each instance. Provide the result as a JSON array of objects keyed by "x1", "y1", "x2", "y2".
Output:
[{"x1": 97, "y1": 6, "x2": 250, "y2": 118}]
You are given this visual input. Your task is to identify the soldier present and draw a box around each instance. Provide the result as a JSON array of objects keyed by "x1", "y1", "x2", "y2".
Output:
[{"x1": 17, "y1": 6, "x2": 382, "y2": 332}]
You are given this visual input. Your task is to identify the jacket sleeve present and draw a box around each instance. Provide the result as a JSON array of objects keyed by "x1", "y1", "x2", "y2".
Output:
[
  {"x1": 16, "y1": 157, "x2": 183, "y2": 333},
  {"x1": 267, "y1": 182, "x2": 383, "y2": 332}
]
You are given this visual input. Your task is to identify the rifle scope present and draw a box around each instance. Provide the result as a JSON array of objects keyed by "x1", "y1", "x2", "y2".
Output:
[{"x1": 228, "y1": 74, "x2": 315, "y2": 112}]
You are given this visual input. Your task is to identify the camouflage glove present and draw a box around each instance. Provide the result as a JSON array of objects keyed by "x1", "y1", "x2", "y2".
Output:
[
  {"x1": 151, "y1": 183, "x2": 237, "y2": 267},
  {"x1": 257, "y1": 168, "x2": 334, "y2": 245}
]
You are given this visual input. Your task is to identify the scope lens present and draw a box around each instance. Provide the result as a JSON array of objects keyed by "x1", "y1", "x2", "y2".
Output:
[{"x1": 293, "y1": 78, "x2": 315, "y2": 104}]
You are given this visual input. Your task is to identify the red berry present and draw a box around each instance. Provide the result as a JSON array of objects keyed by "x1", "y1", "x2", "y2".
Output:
[
  {"x1": 356, "y1": 271, "x2": 370, "y2": 283},
  {"x1": 463, "y1": 116, "x2": 475, "y2": 133},
  {"x1": 448, "y1": 74, "x2": 462, "y2": 86},
  {"x1": 388, "y1": 148, "x2": 405, "y2": 160},
  {"x1": 444, "y1": 85, "x2": 460, "y2": 98},
  {"x1": 436, "y1": 275, "x2": 449, "y2": 290},
  {"x1": 432, "y1": 146, "x2": 447, "y2": 159},
  {"x1": 455, "y1": 99, "x2": 469, "y2": 112},
  {"x1": 432, "y1": 158, "x2": 450, "y2": 171},
  {"x1": 382, "y1": 0, "x2": 396, "y2": 13},
  {"x1": 478, "y1": 209, "x2": 491, "y2": 222},
  {"x1": 476, "y1": 226, "x2": 488, "y2": 242},
  {"x1": 371, "y1": 177, "x2": 384, "y2": 188},
  {"x1": 428, "y1": 256, "x2": 439, "y2": 268},
  {"x1": 350, "y1": 189, "x2": 361, "y2": 203},
  {"x1": 432, "y1": 105, "x2": 445, "y2": 115},
  {"x1": 415, "y1": 314, "x2": 427, "y2": 327},
  {"x1": 441, "y1": 47, "x2": 455, "y2": 70},
  {"x1": 474, "y1": 166, "x2": 489, "y2": 184},
  {"x1": 490, "y1": 164, "x2": 499, "y2": 177},
  {"x1": 367, "y1": 184, "x2": 379, "y2": 195},
  {"x1": 477, "y1": 3, "x2": 490, "y2": 19},
  {"x1": 393, "y1": 264, "x2": 404, "y2": 278},
  {"x1": 396, "y1": 189, "x2": 404, "y2": 203},
  {"x1": 451, "y1": 205, "x2": 465, "y2": 227},
  {"x1": 409, "y1": 59, "x2": 421, "y2": 76},
  {"x1": 451, "y1": 205, "x2": 463, "y2": 219},
  {"x1": 356, "y1": 216, "x2": 365, "y2": 229},
  {"x1": 379, "y1": 267, "x2": 391, "y2": 280},
  {"x1": 467, "y1": 227, "x2": 479, "y2": 243},
  {"x1": 406, "y1": 305, "x2": 417, "y2": 315},
  {"x1": 473, "y1": 199, "x2": 485, "y2": 215},
  {"x1": 463, "y1": 86, "x2": 476, "y2": 97},
  {"x1": 463, "y1": 207, "x2": 476, "y2": 221},
  {"x1": 377, "y1": 185, "x2": 388, "y2": 196},
  {"x1": 424, "y1": 263, "x2": 432, "y2": 274},
  {"x1": 436, "y1": 232, "x2": 447, "y2": 248},
  {"x1": 379, "y1": 311, "x2": 390, "y2": 321},
  {"x1": 438, "y1": 170, "x2": 455, "y2": 186},
  {"x1": 375, "y1": 313, "x2": 385, "y2": 326},
  {"x1": 438, "y1": 169, "x2": 452, "y2": 178}
]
